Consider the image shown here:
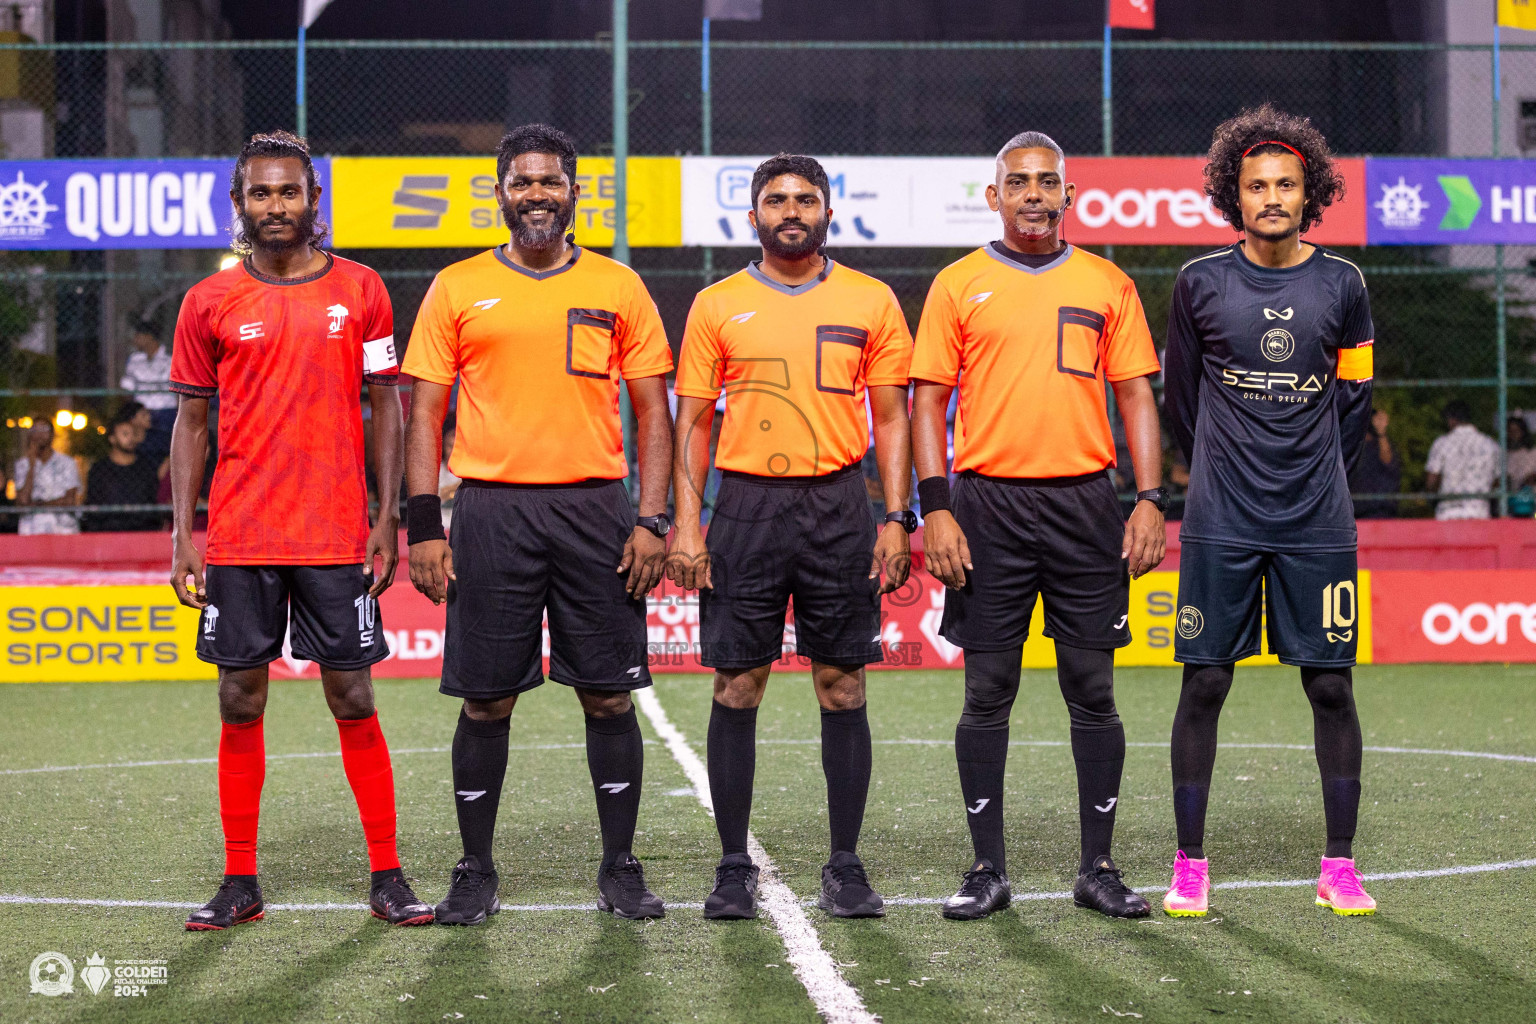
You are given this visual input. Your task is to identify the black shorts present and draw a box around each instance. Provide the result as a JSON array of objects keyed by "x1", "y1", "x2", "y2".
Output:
[
  {"x1": 1175, "y1": 542, "x2": 1359, "y2": 668},
  {"x1": 441, "y1": 478, "x2": 650, "y2": 700},
  {"x1": 700, "y1": 465, "x2": 882, "y2": 670},
  {"x1": 197, "y1": 564, "x2": 388, "y2": 670},
  {"x1": 939, "y1": 471, "x2": 1131, "y2": 652}
]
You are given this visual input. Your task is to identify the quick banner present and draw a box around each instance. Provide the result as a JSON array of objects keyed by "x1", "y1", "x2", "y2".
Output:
[
  {"x1": 1367, "y1": 158, "x2": 1536, "y2": 244},
  {"x1": 0, "y1": 158, "x2": 332, "y2": 250}
]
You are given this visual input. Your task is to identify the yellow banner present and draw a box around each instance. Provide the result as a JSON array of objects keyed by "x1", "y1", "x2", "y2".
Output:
[
  {"x1": 328, "y1": 156, "x2": 682, "y2": 249},
  {"x1": 3, "y1": 586, "x2": 211, "y2": 683},
  {"x1": 1020, "y1": 570, "x2": 1372, "y2": 667},
  {"x1": 1500, "y1": 0, "x2": 1536, "y2": 30}
]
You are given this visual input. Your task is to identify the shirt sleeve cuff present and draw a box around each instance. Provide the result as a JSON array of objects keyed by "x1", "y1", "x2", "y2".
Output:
[
  {"x1": 1105, "y1": 362, "x2": 1163, "y2": 383},
  {"x1": 619, "y1": 360, "x2": 675, "y2": 381},
  {"x1": 401, "y1": 366, "x2": 455, "y2": 386},
  {"x1": 363, "y1": 373, "x2": 400, "y2": 386},
  {"x1": 168, "y1": 380, "x2": 216, "y2": 398},
  {"x1": 672, "y1": 384, "x2": 722, "y2": 400}
]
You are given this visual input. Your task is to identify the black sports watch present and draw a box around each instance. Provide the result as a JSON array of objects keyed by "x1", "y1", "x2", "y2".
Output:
[
  {"x1": 637, "y1": 512, "x2": 673, "y2": 538},
  {"x1": 1135, "y1": 487, "x2": 1171, "y2": 515},
  {"x1": 884, "y1": 509, "x2": 918, "y2": 534}
]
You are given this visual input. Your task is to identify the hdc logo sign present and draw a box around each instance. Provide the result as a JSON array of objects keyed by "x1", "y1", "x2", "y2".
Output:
[{"x1": 1371, "y1": 570, "x2": 1536, "y2": 663}]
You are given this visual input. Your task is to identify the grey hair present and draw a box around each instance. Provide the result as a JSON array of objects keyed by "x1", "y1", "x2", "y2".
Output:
[{"x1": 996, "y1": 130, "x2": 1065, "y2": 169}]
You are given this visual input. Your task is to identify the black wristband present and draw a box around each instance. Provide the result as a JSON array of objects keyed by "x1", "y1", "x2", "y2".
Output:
[
  {"x1": 406, "y1": 494, "x2": 446, "y2": 545},
  {"x1": 917, "y1": 475, "x2": 952, "y2": 515}
]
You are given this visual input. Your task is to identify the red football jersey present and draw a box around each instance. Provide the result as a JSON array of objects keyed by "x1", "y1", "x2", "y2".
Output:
[{"x1": 170, "y1": 253, "x2": 398, "y2": 565}]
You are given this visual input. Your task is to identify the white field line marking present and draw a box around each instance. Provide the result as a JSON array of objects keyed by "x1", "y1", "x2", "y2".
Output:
[
  {"x1": 634, "y1": 688, "x2": 876, "y2": 1024},
  {"x1": 4, "y1": 739, "x2": 1530, "y2": 777},
  {"x1": 6, "y1": 858, "x2": 1534, "y2": 915}
]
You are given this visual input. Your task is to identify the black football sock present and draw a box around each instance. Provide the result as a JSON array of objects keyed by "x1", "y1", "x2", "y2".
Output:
[
  {"x1": 1170, "y1": 663, "x2": 1234, "y2": 859},
  {"x1": 585, "y1": 707, "x2": 644, "y2": 868},
  {"x1": 1302, "y1": 668, "x2": 1363, "y2": 859},
  {"x1": 706, "y1": 700, "x2": 758, "y2": 858},
  {"x1": 957, "y1": 648, "x2": 1022, "y2": 875},
  {"x1": 821, "y1": 703, "x2": 872, "y2": 857},
  {"x1": 1055, "y1": 643, "x2": 1124, "y2": 874},
  {"x1": 955, "y1": 724, "x2": 1009, "y2": 875},
  {"x1": 451, "y1": 708, "x2": 510, "y2": 870}
]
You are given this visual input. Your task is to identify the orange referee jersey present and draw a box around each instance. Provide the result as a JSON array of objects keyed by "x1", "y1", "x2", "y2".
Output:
[
  {"x1": 911, "y1": 244, "x2": 1160, "y2": 479},
  {"x1": 403, "y1": 246, "x2": 673, "y2": 484},
  {"x1": 674, "y1": 260, "x2": 913, "y2": 477}
]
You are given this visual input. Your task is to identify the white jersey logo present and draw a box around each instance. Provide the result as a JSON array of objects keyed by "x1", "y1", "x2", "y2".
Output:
[
  {"x1": 326, "y1": 303, "x2": 349, "y2": 336},
  {"x1": 238, "y1": 321, "x2": 263, "y2": 341},
  {"x1": 967, "y1": 291, "x2": 993, "y2": 304},
  {"x1": 472, "y1": 298, "x2": 501, "y2": 311},
  {"x1": 202, "y1": 605, "x2": 220, "y2": 637},
  {"x1": 1263, "y1": 306, "x2": 1294, "y2": 321},
  {"x1": 729, "y1": 311, "x2": 757, "y2": 324}
]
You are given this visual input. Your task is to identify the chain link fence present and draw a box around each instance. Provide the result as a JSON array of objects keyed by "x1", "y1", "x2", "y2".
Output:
[{"x1": 0, "y1": 39, "x2": 1532, "y2": 524}]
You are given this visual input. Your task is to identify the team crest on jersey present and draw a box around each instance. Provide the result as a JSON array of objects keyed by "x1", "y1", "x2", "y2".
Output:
[
  {"x1": 326, "y1": 304, "x2": 349, "y2": 337},
  {"x1": 1259, "y1": 327, "x2": 1295, "y2": 363},
  {"x1": 1176, "y1": 606, "x2": 1204, "y2": 640}
]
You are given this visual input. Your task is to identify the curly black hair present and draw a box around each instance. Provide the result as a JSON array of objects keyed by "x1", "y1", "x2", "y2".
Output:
[
  {"x1": 229, "y1": 130, "x2": 328, "y2": 253},
  {"x1": 1203, "y1": 104, "x2": 1346, "y2": 235}
]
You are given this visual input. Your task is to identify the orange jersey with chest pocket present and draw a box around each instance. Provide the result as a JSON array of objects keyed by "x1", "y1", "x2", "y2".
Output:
[
  {"x1": 910, "y1": 244, "x2": 1161, "y2": 479},
  {"x1": 403, "y1": 246, "x2": 674, "y2": 484},
  {"x1": 674, "y1": 261, "x2": 913, "y2": 477}
]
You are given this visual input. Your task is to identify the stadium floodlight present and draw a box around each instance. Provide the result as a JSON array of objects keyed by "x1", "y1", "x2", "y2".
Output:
[
  {"x1": 54, "y1": 409, "x2": 71, "y2": 427},
  {"x1": 71, "y1": 414, "x2": 87, "y2": 430}
]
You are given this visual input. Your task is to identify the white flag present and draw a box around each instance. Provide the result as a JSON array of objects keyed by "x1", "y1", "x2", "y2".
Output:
[{"x1": 302, "y1": 0, "x2": 335, "y2": 28}]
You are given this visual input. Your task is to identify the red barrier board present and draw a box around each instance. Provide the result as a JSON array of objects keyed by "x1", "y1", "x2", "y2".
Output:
[
  {"x1": 1371, "y1": 569, "x2": 1536, "y2": 663},
  {"x1": 1062, "y1": 157, "x2": 1367, "y2": 247}
]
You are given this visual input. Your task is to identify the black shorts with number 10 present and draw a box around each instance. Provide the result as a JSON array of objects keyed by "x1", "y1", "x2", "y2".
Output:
[{"x1": 1175, "y1": 542, "x2": 1359, "y2": 668}]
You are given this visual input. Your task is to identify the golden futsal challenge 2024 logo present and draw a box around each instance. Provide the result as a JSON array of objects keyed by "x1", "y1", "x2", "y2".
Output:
[{"x1": 29, "y1": 950, "x2": 168, "y2": 998}]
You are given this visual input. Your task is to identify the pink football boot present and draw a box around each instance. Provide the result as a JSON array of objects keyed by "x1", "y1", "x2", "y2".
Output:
[
  {"x1": 1162, "y1": 850, "x2": 1210, "y2": 917},
  {"x1": 1316, "y1": 856, "x2": 1376, "y2": 916}
]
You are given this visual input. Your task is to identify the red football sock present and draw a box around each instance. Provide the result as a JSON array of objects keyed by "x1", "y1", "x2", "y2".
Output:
[
  {"x1": 336, "y1": 713, "x2": 401, "y2": 873},
  {"x1": 218, "y1": 717, "x2": 266, "y2": 876}
]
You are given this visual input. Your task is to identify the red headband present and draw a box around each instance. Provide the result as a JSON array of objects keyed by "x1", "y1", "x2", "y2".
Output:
[{"x1": 1242, "y1": 140, "x2": 1308, "y2": 167}]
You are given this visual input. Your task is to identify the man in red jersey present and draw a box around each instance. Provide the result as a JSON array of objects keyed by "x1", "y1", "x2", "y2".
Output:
[{"x1": 168, "y1": 131, "x2": 432, "y2": 931}]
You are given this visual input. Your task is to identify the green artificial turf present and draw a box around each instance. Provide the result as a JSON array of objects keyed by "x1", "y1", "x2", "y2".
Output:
[{"x1": 1, "y1": 664, "x2": 1532, "y2": 1023}]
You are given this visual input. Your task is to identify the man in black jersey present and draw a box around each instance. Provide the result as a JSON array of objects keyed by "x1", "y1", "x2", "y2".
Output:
[{"x1": 1161, "y1": 105, "x2": 1377, "y2": 918}]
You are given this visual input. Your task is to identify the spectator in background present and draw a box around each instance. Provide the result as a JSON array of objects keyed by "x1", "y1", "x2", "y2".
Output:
[
  {"x1": 120, "y1": 317, "x2": 176, "y2": 462},
  {"x1": 1426, "y1": 400, "x2": 1500, "y2": 520},
  {"x1": 1348, "y1": 408, "x2": 1402, "y2": 518},
  {"x1": 14, "y1": 419, "x2": 80, "y2": 535},
  {"x1": 84, "y1": 411, "x2": 163, "y2": 532},
  {"x1": 1506, "y1": 416, "x2": 1536, "y2": 491}
]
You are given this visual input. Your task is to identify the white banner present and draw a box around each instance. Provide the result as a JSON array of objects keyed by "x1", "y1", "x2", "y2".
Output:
[{"x1": 681, "y1": 156, "x2": 1001, "y2": 248}]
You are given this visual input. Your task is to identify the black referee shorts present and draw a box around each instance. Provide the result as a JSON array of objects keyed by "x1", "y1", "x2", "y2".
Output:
[
  {"x1": 1175, "y1": 541, "x2": 1359, "y2": 668},
  {"x1": 197, "y1": 563, "x2": 388, "y2": 670},
  {"x1": 441, "y1": 478, "x2": 651, "y2": 701},
  {"x1": 700, "y1": 464, "x2": 883, "y2": 671},
  {"x1": 939, "y1": 471, "x2": 1131, "y2": 652}
]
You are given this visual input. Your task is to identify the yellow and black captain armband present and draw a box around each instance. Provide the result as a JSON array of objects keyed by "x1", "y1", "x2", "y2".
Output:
[{"x1": 1337, "y1": 342, "x2": 1374, "y2": 382}]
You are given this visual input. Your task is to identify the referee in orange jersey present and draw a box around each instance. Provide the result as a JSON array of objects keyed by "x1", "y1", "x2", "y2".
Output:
[
  {"x1": 911, "y1": 132, "x2": 1168, "y2": 921},
  {"x1": 668, "y1": 154, "x2": 914, "y2": 921}
]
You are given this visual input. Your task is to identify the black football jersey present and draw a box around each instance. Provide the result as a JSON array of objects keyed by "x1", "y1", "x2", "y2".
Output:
[{"x1": 1163, "y1": 243, "x2": 1374, "y2": 552}]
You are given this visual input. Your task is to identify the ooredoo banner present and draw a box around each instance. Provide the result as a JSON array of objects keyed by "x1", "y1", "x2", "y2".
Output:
[
  {"x1": 1370, "y1": 569, "x2": 1536, "y2": 663},
  {"x1": 680, "y1": 156, "x2": 1367, "y2": 248}
]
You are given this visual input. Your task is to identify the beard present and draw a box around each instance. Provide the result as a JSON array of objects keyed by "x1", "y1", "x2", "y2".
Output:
[
  {"x1": 238, "y1": 203, "x2": 316, "y2": 255},
  {"x1": 501, "y1": 195, "x2": 574, "y2": 249},
  {"x1": 757, "y1": 215, "x2": 828, "y2": 259},
  {"x1": 1245, "y1": 207, "x2": 1300, "y2": 242}
]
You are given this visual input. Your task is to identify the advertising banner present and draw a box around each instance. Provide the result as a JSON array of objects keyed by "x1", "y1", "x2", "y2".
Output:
[
  {"x1": 681, "y1": 156, "x2": 1367, "y2": 248},
  {"x1": 0, "y1": 158, "x2": 331, "y2": 250},
  {"x1": 328, "y1": 156, "x2": 681, "y2": 249},
  {"x1": 5, "y1": 566, "x2": 1368, "y2": 682},
  {"x1": 1365, "y1": 158, "x2": 1536, "y2": 245},
  {"x1": 1370, "y1": 569, "x2": 1536, "y2": 662}
]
